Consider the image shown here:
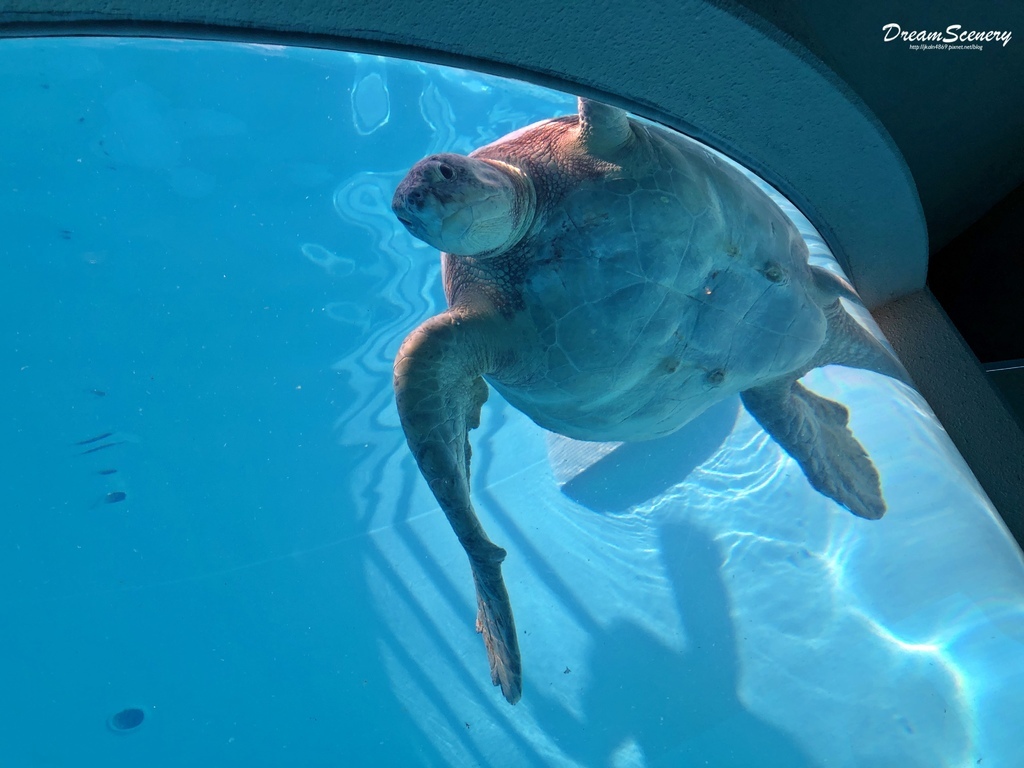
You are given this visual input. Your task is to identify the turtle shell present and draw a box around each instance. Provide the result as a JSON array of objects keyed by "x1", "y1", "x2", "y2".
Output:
[{"x1": 454, "y1": 116, "x2": 828, "y2": 442}]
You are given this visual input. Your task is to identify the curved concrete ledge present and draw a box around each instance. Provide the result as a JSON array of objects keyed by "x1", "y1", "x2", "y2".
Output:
[
  {"x1": 875, "y1": 291, "x2": 1024, "y2": 534},
  {"x1": 1, "y1": 0, "x2": 926, "y2": 307}
]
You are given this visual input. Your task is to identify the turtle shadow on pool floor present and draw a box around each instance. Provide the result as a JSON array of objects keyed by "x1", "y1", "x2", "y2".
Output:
[
  {"x1": 524, "y1": 521, "x2": 816, "y2": 767},
  {"x1": 551, "y1": 397, "x2": 741, "y2": 514}
]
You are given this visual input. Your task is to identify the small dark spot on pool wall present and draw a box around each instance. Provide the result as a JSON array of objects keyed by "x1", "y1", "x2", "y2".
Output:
[{"x1": 107, "y1": 707, "x2": 145, "y2": 732}]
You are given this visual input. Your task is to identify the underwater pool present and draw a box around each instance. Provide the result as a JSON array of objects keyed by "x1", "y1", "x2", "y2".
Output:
[{"x1": 2, "y1": 38, "x2": 1023, "y2": 767}]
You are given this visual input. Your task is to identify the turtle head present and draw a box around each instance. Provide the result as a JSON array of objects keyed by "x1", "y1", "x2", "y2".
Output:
[{"x1": 392, "y1": 153, "x2": 536, "y2": 258}]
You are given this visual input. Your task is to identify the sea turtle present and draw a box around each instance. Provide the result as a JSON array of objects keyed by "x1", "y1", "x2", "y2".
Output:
[{"x1": 391, "y1": 98, "x2": 907, "y2": 704}]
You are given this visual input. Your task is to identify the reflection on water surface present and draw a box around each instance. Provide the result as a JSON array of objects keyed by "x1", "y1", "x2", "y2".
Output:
[{"x1": 1, "y1": 37, "x2": 1022, "y2": 768}]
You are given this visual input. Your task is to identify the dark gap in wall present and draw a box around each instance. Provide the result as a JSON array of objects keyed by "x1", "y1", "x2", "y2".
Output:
[
  {"x1": 989, "y1": 366, "x2": 1024, "y2": 431},
  {"x1": 928, "y1": 181, "x2": 1024, "y2": 430},
  {"x1": 928, "y1": 180, "x2": 1024, "y2": 365}
]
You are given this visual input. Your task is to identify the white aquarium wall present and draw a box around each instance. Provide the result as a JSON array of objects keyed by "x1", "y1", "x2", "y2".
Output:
[{"x1": 1, "y1": 38, "x2": 1023, "y2": 767}]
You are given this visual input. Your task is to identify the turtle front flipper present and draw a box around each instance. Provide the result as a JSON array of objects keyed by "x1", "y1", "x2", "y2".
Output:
[
  {"x1": 393, "y1": 311, "x2": 523, "y2": 704},
  {"x1": 741, "y1": 380, "x2": 885, "y2": 520}
]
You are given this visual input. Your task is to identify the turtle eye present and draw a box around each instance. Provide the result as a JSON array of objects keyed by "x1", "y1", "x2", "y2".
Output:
[{"x1": 438, "y1": 162, "x2": 455, "y2": 181}]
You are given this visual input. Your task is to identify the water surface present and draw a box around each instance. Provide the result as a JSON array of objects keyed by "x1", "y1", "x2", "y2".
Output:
[{"x1": 1, "y1": 38, "x2": 1023, "y2": 768}]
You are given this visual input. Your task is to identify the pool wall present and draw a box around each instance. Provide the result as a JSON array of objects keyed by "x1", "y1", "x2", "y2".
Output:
[{"x1": 1, "y1": 0, "x2": 1021, "y2": 533}]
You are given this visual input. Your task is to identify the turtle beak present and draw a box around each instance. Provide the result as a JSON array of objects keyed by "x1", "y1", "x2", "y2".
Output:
[
  {"x1": 392, "y1": 183, "x2": 422, "y2": 229},
  {"x1": 393, "y1": 176, "x2": 447, "y2": 249},
  {"x1": 392, "y1": 190, "x2": 433, "y2": 243},
  {"x1": 393, "y1": 204, "x2": 420, "y2": 235}
]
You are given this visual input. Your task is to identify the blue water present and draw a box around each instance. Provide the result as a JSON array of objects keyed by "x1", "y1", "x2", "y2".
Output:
[{"x1": 2, "y1": 38, "x2": 1023, "y2": 767}]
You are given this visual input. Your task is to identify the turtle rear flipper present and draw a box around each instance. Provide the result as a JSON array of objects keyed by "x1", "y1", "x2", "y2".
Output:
[
  {"x1": 393, "y1": 311, "x2": 523, "y2": 704},
  {"x1": 472, "y1": 553, "x2": 522, "y2": 702},
  {"x1": 741, "y1": 381, "x2": 885, "y2": 520},
  {"x1": 808, "y1": 266, "x2": 911, "y2": 385}
]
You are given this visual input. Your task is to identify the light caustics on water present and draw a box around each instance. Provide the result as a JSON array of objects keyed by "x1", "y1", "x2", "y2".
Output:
[
  {"x1": 321, "y1": 58, "x2": 1024, "y2": 768},
  {"x1": 2, "y1": 37, "x2": 1023, "y2": 768},
  {"x1": 317, "y1": 54, "x2": 1020, "y2": 768}
]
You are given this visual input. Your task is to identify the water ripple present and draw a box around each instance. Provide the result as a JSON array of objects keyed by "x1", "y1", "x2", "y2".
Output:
[{"x1": 306, "y1": 57, "x2": 1016, "y2": 768}]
